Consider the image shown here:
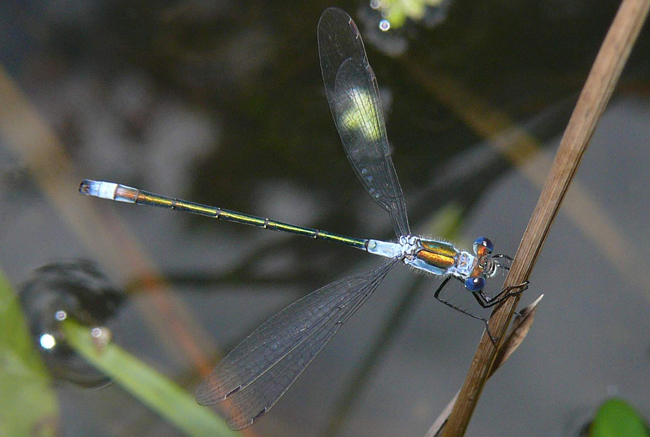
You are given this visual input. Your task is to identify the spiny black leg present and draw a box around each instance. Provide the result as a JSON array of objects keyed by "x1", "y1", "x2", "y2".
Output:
[
  {"x1": 472, "y1": 281, "x2": 529, "y2": 308},
  {"x1": 433, "y1": 277, "x2": 486, "y2": 323},
  {"x1": 473, "y1": 281, "x2": 530, "y2": 345},
  {"x1": 484, "y1": 319, "x2": 497, "y2": 345},
  {"x1": 434, "y1": 278, "x2": 498, "y2": 343},
  {"x1": 433, "y1": 277, "x2": 451, "y2": 299},
  {"x1": 492, "y1": 254, "x2": 513, "y2": 273}
]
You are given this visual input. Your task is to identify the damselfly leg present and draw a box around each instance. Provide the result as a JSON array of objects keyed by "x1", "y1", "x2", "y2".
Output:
[{"x1": 433, "y1": 274, "x2": 529, "y2": 344}]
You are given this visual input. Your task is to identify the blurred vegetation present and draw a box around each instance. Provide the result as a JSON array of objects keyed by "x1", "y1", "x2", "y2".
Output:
[
  {"x1": 591, "y1": 398, "x2": 649, "y2": 437},
  {"x1": 0, "y1": 269, "x2": 58, "y2": 437},
  {"x1": 62, "y1": 318, "x2": 238, "y2": 437}
]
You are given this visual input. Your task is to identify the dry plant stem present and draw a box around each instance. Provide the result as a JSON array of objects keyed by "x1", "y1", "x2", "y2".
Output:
[
  {"x1": 426, "y1": 296, "x2": 543, "y2": 437},
  {"x1": 441, "y1": 0, "x2": 650, "y2": 436}
]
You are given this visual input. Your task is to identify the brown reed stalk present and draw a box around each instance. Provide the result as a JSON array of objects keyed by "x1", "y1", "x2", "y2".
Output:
[{"x1": 441, "y1": 0, "x2": 650, "y2": 435}]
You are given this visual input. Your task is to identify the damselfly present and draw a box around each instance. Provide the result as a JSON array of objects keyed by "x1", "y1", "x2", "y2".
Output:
[{"x1": 79, "y1": 7, "x2": 527, "y2": 430}]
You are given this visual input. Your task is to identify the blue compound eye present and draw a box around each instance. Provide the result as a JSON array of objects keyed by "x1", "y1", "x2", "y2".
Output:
[
  {"x1": 473, "y1": 237, "x2": 493, "y2": 257},
  {"x1": 465, "y1": 277, "x2": 485, "y2": 292}
]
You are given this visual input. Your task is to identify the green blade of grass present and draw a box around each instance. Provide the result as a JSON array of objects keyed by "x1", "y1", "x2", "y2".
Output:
[
  {"x1": 62, "y1": 319, "x2": 238, "y2": 437},
  {"x1": 0, "y1": 269, "x2": 59, "y2": 437}
]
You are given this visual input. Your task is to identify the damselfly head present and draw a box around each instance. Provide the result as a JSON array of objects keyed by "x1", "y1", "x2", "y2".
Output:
[
  {"x1": 463, "y1": 237, "x2": 512, "y2": 291},
  {"x1": 472, "y1": 236, "x2": 513, "y2": 281}
]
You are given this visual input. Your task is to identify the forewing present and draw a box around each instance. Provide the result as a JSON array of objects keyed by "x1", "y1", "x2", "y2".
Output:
[{"x1": 318, "y1": 8, "x2": 410, "y2": 237}]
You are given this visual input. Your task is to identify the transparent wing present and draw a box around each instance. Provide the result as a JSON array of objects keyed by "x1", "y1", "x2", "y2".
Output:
[
  {"x1": 318, "y1": 7, "x2": 410, "y2": 237},
  {"x1": 196, "y1": 260, "x2": 397, "y2": 430}
]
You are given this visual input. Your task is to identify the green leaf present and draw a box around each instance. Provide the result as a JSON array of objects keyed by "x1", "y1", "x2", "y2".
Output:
[
  {"x1": 591, "y1": 398, "x2": 649, "y2": 437},
  {"x1": 0, "y1": 269, "x2": 59, "y2": 437},
  {"x1": 62, "y1": 319, "x2": 239, "y2": 437}
]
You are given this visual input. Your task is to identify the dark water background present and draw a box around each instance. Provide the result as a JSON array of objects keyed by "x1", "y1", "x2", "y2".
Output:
[{"x1": 1, "y1": 0, "x2": 649, "y2": 436}]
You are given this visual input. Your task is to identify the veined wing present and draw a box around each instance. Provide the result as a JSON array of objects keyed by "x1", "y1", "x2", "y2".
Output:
[
  {"x1": 318, "y1": 7, "x2": 410, "y2": 237},
  {"x1": 196, "y1": 260, "x2": 397, "y2": 430}
]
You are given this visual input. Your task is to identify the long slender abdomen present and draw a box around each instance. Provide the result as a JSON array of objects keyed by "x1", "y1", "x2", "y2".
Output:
[{"x1": 79, "y1": 180, "x2": 368, "y2": 250}]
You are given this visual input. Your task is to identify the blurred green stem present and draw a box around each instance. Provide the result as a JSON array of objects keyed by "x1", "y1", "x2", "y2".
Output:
[{"x1": 62, "y1": 319, "x2": 238, "y2": 437}]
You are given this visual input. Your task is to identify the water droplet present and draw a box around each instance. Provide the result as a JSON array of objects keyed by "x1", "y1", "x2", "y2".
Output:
[{"x1": 379, "y1": 19, "x2": 391, "y2": 32}]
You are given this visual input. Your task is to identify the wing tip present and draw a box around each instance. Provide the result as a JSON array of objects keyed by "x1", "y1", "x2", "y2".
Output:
[
  {"x1": 195, "y1": 376, "x2": 233, "y2": 405},
  {"x1": 227, "y1": 407, "x2": 268, "y2": 431}
]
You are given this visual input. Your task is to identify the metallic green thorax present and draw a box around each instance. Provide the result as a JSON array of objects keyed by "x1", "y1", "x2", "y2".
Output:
[{"x1": 413, "y1": 238, "x2": 459, "y2": 274}]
